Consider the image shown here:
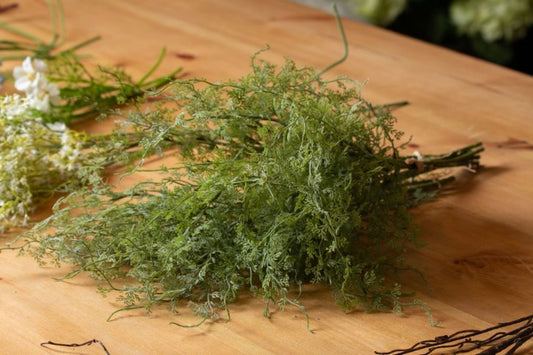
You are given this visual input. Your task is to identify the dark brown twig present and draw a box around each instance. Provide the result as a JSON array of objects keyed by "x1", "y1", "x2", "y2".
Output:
[
  {"x1": 41, "y1": 339, "x2": 110, "y2": 354},
  {"x1": 0, "y1": 3, "x2": 18, "y2": 14},
  {"x1": 375, "y1": 314, "x2": 533, "y2": 355}
]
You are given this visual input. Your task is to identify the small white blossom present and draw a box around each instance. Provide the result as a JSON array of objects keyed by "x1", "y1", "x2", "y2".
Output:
[
  {"x1": 26, "y1": 79, "x2": 61, "y2": 113},
  {"x1": 450, "y1": 0, "x2": 533, "y2": 42},
  {"x1": 46, "y1": 122, "x2": 67, "y2": 132},
  {"x1": 13, "y1": 56, "x2": 48, "y2": 92},
  {"x1": 12, "y1": 56, "x2": 61, "y2": 113}
]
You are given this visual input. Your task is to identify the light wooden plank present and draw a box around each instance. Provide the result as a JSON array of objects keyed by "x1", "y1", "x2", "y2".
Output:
[{"x1": 1, "y1": 0, "x2": 532, "y2": 353}]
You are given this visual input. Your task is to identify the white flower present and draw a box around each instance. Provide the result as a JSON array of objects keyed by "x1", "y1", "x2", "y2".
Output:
[
  {"x1": 450, "y1": 0, "x2": 533, "y2": 42},
  {"x1": 12, "y1": 56, "x2": 61, "y2": 113},
  {"x1": 52, "y1": 130, "x2": 85, "y2": 172},
  {"x1": 46, "y1": 122, "x2": 67, "y2": 132},
  {"x1": 13, "y1": 56, "x2": 48, "y2": 92},
  {"x1": 26, "y1": 79, "x2": 61, "y2": 113}
]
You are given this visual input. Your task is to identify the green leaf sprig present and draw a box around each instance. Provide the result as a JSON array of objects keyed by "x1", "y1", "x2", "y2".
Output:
[
  {"x1": 0, "y1": 0, "x2": 100, "y2": 61},
  {"x1": 0, "y1": 51, "x2": 180, "y2": 230},
  {"x1": 13, "y1": 49, "x2": 483, "y2": 328},
  {"x1": 0, "y1": 0, "x2": 182, "y2": 230},
  {"x1": 43, "y1": 48, "x2": 182, "y2": 124},
  {"x1": 2, "y1": 0, "x2": 181, "y2": 123}
]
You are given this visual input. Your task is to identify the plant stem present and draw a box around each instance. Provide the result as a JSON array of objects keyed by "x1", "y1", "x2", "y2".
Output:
[{"x1": 315, "y1": 4, "x2": 348, "y2": 78}]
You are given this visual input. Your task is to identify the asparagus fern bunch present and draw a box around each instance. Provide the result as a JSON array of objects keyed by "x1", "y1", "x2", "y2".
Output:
[{"x1": 13, "y1": 53, "x2": 483, "y2": 327}]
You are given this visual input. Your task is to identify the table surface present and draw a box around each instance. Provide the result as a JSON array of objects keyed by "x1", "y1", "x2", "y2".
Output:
[{"x1": 1, "y1": 0, "x2": 533, "y2": 354}]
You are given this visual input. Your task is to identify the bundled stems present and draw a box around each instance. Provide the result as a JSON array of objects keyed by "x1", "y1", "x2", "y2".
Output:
[
  {"x1": 8, "y1": 53, "x2": 485, "y2": 327},
  {"x1": 402, "y1": 141, "x2": 484, "y2": 202},
  {"x1": 3, "y1": 3, "x2": 486, "y2": 329}
]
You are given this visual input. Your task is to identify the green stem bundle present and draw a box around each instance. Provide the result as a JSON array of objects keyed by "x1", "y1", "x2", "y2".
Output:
[
  {"x1": 44, "y1": 49, "x2": 182, "y2": 124},
  {"x1": 10, "y1": 53, "x2": 483, "y2": 327},
  {"x1": 3, "y1": 3, "x2": 484, "y2": 329}
]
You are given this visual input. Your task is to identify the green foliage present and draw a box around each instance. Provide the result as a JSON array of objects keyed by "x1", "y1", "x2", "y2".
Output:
[
  {"x1": 338, "y1": 0, "x2": 533, "y2": 72},
  {"x1": 347, "y1": 0, "x2": 533, "y2": 43},
  {"x1": 350, "y1": 0, "x2": 408, "y2": 26},
  {"x1": 0, "y1": 0, "x2": 100, "y2": 61},
  {"x1": 450, "y1": 0, "x2": 533, "y2": 42},
  {"x1": 1, "y1": 0, "x2": 180, "y2": 124},
  {"x1": 43, "y1": 50, "x2": 181, "y2": 124},
  {"x1": 0, "y1": 51, "x2": 179, "y2": 231},
  {"x1": 16, "y1": 54, "x2": 482, "y2": 326}
]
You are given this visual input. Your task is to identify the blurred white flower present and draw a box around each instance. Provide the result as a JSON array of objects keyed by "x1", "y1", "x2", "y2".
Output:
[
  {"x1": 451, "y1": 0, "x2": 533, "y2": 42},
  {"x1": 0, "y1": 95, "x2": 89, "y2": 231},
  {"x1": 46, "y1": 122, "x2": 67, "y2": 132},
  {"x1": 13, "y1": 56, "x2": 48, "y2": 92},
  {"x1": 12, "y1": 56, "x2": 61, "y2": 113},
  {"x1": 26, "y1": 79, "x2": 61, "y2": 113}
]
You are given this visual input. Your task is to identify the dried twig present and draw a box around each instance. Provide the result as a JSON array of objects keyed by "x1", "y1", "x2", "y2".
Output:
[
  {"x1": 0, "y1": 3, "x2": 18, "y2": 14},
  {"x1": 41, "y1": 339, "x2": 110, "y2": 354},
  {"x1": 375, "y1": 314, "x2": 533, "y2": 354}
]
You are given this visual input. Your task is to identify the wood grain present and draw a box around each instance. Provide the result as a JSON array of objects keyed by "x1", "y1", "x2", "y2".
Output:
[{"x1": 1, "y1": 0, "x2": 533, "y2": 353}]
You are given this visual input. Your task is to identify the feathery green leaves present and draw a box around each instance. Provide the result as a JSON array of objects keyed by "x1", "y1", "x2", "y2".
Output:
[{"x1": 15, "y1": 53, "x2": 482, "y2": 327}]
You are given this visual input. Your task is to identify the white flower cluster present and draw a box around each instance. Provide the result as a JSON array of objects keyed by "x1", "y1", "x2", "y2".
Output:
[
  {"x1": 0, "y1": 89, "x2": 86, "y2": 233},
  {"x1": 13, "y1": 56, "x2": 61, "y2": 113},
  {"x1": 450, "y1": 0, "x2": 533, "y2": 42}
]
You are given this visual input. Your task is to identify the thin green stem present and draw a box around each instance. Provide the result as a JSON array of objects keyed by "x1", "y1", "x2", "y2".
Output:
[
  {"x1": 106, "y1": 305, "x2": 146, "y2": 322},
  {"x1": 169, "y1": 317, "x2": 207, "y2": 328},
  {"x1": 0, "y1": 22, "x2": 44, "y2": 45},
  {"x1": 55, "y1": 0, "x2": 66, "y2": 48},
  {"x1": 141, "y1": 67, "x2": 183, "y2": 91},
  {"x1": 137, "y1": 47, "x2": 167, "y2": 86},
  {"x1": 315, "y1": 4, "x2": 348, "y2": 77},
  {"x1": 1, "y1": 0, "x2": 97, "y2": 60},
  {"x1": 46, "y1": 0, "x2": 59, "y2": 48},
  {"x1": 57, "y1": 35, "x2": 101, "y2": 55}
]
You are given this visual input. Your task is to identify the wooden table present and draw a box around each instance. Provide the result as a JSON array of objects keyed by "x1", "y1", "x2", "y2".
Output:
[{"x1": 1, "y1": 0, "x2": 533, "y2": 353}]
